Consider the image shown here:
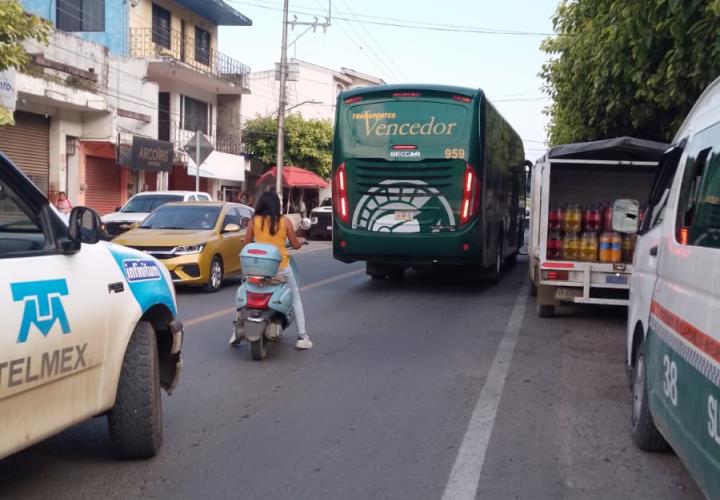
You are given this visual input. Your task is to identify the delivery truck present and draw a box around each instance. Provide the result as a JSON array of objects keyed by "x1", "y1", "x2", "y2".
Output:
[{"x1": 528, "y1": 137, "x2": 668, "y2": 317}]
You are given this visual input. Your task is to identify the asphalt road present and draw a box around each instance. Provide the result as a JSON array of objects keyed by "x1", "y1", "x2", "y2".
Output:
[{"x1": 0, "y1": 242, "x2": 705, "y2": 499}]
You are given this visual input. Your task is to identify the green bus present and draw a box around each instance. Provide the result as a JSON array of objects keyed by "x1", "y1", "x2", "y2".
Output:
[{"x1": 331, "y1": 84, "x2": 527, "y2": 280}]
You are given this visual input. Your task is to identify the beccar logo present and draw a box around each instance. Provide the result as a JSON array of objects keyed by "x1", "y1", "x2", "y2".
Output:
[{"x1": 123, "y1": 259, "x2": 162, "y2": 282}]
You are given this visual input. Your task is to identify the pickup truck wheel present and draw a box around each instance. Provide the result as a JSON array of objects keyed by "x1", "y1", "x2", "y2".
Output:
[
  {"x1": 108, "y1": 321, "x2": 162, "y2": 458},
  {"x1": 631, "y1": 343, "x2": 669, "y2": 452}
]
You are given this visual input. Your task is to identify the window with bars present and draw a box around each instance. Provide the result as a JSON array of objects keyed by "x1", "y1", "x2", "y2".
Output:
[
  {"x1": 152, "y1": 3, "x2": 172, "y2": 49},
  {"x1": 57, "y1": 0, "x2": 105, "y2": 32},
  {"x1": 181, "y1": 96, "x2": 211, "y2": 135},
  {"x1": 195, "y1": 27, "x2": 211, "y2": 66}
]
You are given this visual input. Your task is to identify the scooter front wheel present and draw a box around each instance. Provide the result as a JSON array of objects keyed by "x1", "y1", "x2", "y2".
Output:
[{"x1": 249, "y1": 337, "x2": 267, "y2": 361}]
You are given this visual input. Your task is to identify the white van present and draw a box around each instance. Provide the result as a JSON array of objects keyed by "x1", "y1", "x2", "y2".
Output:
[
  {"x1": 0, "y1": 153, "x2": 183, "y2": 460},
  {"x1": 625, "y1": 75, "x2": 720, "y2": 498}
]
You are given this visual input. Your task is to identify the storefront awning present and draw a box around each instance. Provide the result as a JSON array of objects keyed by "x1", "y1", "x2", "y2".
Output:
[
  {"x1": 258, "y1": 166, "x2": 329, "y2": 188},
  {"x1": 187, "y1": 151, "x2": 246, "y2": 182}
]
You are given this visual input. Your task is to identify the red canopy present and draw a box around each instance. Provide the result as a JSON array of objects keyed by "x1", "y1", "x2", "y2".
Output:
[{"x1": 258, "y1": 166, "x2": 329, "y2": 189}]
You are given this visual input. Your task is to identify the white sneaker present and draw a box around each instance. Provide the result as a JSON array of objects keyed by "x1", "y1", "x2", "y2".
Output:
[
  {"x1": 296, "y1": 335, "x2": 313, "y2": 349},
  {"x1": 229, "y1": 331, "x2": 241, "y2": 346}
]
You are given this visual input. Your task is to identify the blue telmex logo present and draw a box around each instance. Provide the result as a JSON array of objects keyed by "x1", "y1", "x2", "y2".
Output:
[{"x1": 11, "y1": 279, "x2": 71, "y2": 344}]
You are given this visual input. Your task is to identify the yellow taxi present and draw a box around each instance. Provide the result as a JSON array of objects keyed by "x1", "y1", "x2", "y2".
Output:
[{"x1": 113, "y1": 201, "x2": 253, "y2": 292}]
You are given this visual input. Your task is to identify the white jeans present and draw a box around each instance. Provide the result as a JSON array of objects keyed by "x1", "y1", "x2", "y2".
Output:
[{"x1": 279, "y1": 266, "x2": 306, "y2": 335}]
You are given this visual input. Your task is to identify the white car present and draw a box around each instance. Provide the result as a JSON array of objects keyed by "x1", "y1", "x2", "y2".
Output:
[
  {"x1": 625, "y1": 75, "x2": 720, "y2": 498},
  {"x1": 102, "y1": 190, "x2": 212, "y2": 238},
  {"x1": 0, "y1": 153, "x2": 183, "y2": 459},
  {"x1": 308, "y1": 198, "x2": 333, "y2": 240}
]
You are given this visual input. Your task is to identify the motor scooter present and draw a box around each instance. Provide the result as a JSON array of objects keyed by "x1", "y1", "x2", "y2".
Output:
[{"x1": 231, "y1": 221, "x2": 310, "y2": 360}]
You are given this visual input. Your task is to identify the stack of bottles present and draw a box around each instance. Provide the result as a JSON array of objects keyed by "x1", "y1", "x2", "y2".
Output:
[{"x1": 546, "y1": 202, "x2": 636, "y2": 263}]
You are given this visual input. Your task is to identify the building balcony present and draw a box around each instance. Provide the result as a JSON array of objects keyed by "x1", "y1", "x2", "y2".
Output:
[
  {"x1": 162, "y1": 120, "x2": 243, "y2": 161},
  {"x1": 130, "y1": 27, "x2": 250, "y2": 94}
]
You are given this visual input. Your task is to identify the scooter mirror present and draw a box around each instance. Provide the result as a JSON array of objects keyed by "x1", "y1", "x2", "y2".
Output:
[{"x1": 299, "y1": 217, "x2": 312, "y2": 231}]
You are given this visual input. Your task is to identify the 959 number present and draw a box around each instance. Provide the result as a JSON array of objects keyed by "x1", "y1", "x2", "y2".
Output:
[{"x1": 444, "y1": 148, "x2": 465, "y2": 159}]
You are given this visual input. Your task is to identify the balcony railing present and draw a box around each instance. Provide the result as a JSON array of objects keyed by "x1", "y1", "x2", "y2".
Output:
[
  {"x1": 130, "y1": 27, "x2": 250, "y2": 88},
  {"x1": 163, "y1": 120, "x2": 244, "y2": 160}
]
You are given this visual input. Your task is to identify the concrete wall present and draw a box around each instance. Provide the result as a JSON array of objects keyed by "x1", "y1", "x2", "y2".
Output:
[
  {"x1": 130, "y1": 0, "x2": 218, "y2": 53},
  {"x1": 22, "y1": 0, "x2": 129, "y2": 55}
]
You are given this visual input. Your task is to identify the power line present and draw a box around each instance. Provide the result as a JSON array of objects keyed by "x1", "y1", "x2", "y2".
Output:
[{"x1": 227, "y1": 0, "x2": 558, "y2": 36}]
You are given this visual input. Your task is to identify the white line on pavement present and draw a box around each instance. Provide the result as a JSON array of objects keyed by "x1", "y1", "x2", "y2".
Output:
[
  {"x1": 291, "y1": 244, "x2": 333, "y2": 255},
  {"x1": 183, "y1": 268, "x2": 364, "y2": 328},
  {"x1": 441, "y1": 284, "x2": 530, "y2": 500}
]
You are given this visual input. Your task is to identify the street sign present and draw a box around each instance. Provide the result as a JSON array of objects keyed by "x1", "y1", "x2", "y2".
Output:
[
  {"x1": 0, "y1": 69, "x2": 16, "y2": 113},
  {"x1": 184, "y1": 132, "x2": 214, "y2": 166}
]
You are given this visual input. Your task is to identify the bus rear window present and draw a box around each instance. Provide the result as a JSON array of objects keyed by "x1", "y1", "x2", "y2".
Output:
[{"x1": 345, "y1": 100, "x2": 469, "y2": 148}]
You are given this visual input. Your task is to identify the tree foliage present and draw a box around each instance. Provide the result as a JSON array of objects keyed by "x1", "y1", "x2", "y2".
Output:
[
  {"x1": 541, "y1": 0, "x2": 720, "y2": 145},
  {"x1": 242, "y1": 114, "x2": 333, "y2": 178},
  {"x1": 0, "y1": 0, "x2": 50, "y2": 125}
]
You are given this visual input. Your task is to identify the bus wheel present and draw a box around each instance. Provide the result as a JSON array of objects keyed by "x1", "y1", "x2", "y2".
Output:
[
  {"x1": 631, "y1": 342, "x2": 669, "y2": 452},
  {"x1": 387, "y1": 267, "x2": 405, "y2": 281},
  {"x1": 366, "y1": 262, "x2": 386, "y2": 280}
]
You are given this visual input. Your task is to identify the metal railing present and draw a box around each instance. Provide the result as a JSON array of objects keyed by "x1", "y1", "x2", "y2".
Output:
[
  {"x1": 163, "y1": 120, "x2": 243, "y2": 159},
  {"x1": 130, "y1": 27, "x2": 250, "y2": 88}
]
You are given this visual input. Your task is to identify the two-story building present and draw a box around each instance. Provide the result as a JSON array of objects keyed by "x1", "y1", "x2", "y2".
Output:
[
  {"x1": 128, "y1": 0, "x2": 252, "y2": 198},
  {"x1": 2, "y1": 0, "x2": 252, "y2": 214},
  {"x1": 242, "y1": 59, "x2": 385, "y2": 123}
]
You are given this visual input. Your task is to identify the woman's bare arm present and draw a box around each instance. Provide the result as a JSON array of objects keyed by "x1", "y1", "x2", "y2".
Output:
[
  {"x1": 243, "y1": 218, "x2": 255, "y2": 245},
  {"x1": 284, "y1": 216, "x2": 305, "y2": 250}
]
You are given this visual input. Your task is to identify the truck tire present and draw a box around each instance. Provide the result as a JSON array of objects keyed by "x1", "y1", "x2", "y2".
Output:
[
  {"x1": 108, "y1": 321, "x2": 162, "y2": 458},
  {"x1": 387, "y1": 267, "x2": 405, "y2": 281},
  {"x1": 536, "y1": 303, "x2": 555, "y2": 317},
  {"x1": 631, "y1": 343, "x2": 670, "y2": 452}
]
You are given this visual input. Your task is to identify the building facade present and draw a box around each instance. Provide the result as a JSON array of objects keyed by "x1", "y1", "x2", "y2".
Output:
[
  {"x1": 242, "y1": 59, "x2": 385, "y2": 124},
  {"x1": 1, "y1": 0, "x2": 253, "y2": 214}
]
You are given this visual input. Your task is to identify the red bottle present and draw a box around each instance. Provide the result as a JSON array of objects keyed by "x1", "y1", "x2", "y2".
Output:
[
  {"x1": 548, "y1": 205, "x2": 564, "y2": 231},
  {"x1": 584, "y1": 206, "x2": 601, "y2": 232},
  {"x1": 602, "y1": 204, "x2": 613, "y2": 232},
  {"x1": 547, "y1": 231, "x2": 563, "y2": 259}
]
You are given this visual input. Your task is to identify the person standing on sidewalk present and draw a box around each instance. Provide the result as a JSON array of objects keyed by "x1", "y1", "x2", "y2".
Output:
[{"x1": 55, "y1": 191, "x2": 73, "y2": 214}]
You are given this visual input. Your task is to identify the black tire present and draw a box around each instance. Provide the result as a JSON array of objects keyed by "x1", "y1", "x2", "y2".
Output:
[
  {"x1": 631, "y1": 343, "x2": 670, "y2": 452},
  {"x1": 387, "y1": 267, "x2": 405, "y2": 281},
  {"x1": 250, "y1": 337, "x2": 267, "y2": 361},
  {"x1": 487, "y1": 238, "x2": 503, "y2": 283},
  {"x1": 369, "y1": 274, "x2": 385, "y2": 281},
  {"x1": 529, "y1": 280, "x2": 538, "y2": 297},
  {"x1": 537, "y1": 303, "x2": 555, "y2": 318},
  {"x1": 108, "y1": 321, "x2": 162, "y2": 458},
  {"x1": 505, "y1": 252, "x2": 518, "y2": 267},
  {"x1": 203, "y1": 256, "x2": 223, "y2": 293}
]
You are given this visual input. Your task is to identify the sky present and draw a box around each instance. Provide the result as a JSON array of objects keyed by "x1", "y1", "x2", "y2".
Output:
[{"x1": 219, "y1": 0, "x2": 560, "y2": 160}]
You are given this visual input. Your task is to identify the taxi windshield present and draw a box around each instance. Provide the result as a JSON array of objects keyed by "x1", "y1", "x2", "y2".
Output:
[{"x1": 140, "y1": 205, "x2": 221, "y2": 230}]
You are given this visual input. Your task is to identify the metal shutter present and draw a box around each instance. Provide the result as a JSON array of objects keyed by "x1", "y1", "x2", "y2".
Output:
[
  {"x1": 0, "y1": 111, "x2": 50, "y2": 195},
  {"x1": 85, "y1": 156, "x2": 121, "y2": 215}
]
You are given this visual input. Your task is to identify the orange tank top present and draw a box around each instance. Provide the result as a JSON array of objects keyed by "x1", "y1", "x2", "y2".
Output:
[{"x1": 253, "y1": 216, "x2": 289, "y2": 269}]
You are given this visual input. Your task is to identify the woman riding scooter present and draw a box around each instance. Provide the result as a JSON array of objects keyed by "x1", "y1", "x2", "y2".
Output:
[{"x1": 236, "y1": 191, "x2": 312, "y2": 349}]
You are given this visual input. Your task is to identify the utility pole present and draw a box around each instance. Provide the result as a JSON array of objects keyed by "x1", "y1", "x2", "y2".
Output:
[
  {"x1": 195, "y1": 130, "x2": 200, "y2": 192},
  {"x1": 275, "y1": 1, "x2": 331, "y2": 211},
  {"x1": 275, "y1": 0, "x2": 290, "y2": 209}
]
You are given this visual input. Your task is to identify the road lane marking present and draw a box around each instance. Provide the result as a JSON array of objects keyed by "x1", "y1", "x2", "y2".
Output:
[
  {"x1": 290, "y1": 244, "x2": 333, "y2": 255},
  {"x1": 442, "y1": 284, "x2": 530, "y2": 500},
  {"x1": 183, "y1": 268, "x2": 364, "y2": 328}
]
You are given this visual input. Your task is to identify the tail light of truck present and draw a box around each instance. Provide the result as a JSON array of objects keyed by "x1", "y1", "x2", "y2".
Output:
[
  {"x1": 333, "y1": 163, "x2": 349, "y2": 225},
  {"x1": 460, "y1": 164, "x2": 480, "y2": 226},
  {"x1": 542, "y1": 270, "x2": 569, "y2": 281},
  {"x1": 246, "y1": 291, "x2": 272, "y2": 310}
]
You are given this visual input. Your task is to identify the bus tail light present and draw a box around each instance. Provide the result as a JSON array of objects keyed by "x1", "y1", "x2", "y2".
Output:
[
  {"x1": 460, "y1": 164, "x2": 480, "y2": 225},
  {"x1": 334, "y1": 163, "x2": 350, "y2": 225}
]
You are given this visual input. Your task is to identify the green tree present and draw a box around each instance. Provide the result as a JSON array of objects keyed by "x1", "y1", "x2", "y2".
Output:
[
  {"x1": 242, "y1": 114, "x2": 333, "y2": 177},
  {"x1": 541, "y1": 0, "x2": 720, "y2": 145},
  {"x1": 0, "y1": 0, "x2": 51, "y2": 125}
]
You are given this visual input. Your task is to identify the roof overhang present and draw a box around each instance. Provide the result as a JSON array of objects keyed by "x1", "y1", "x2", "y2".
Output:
[
  {"x1": 175, "y1": 0, "x2": 252, "y2": 26},
  {"x1": 188, "y1": 151, "x2": 246, "y2": 182}
]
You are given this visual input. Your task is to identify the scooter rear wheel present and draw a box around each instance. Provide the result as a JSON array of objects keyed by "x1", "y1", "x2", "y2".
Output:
[{"x1": 250, "y1": 337, "x2": 267, "y2": 361}]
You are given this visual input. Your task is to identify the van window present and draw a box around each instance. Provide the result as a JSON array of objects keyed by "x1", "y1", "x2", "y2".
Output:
[
  {"x1": 676, "y1": 122, "x2": 720, "y2": 248},
  {"x1": 641, "y1": 144, "x2": 684, "y2": 234}
]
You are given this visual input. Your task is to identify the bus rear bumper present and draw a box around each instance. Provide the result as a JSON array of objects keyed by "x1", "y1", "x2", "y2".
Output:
[{"x1": 332, "y1": 223, "x2": 486, "y2": 267}]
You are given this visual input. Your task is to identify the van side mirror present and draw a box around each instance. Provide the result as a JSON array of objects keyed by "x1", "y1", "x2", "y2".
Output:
[
  {"x1": 68, "y1": 206, "x2": 102, "y2": 244},
  {"x1": 239, "y1": 216, "x2": 250, "y2": 229},
  {"x1": 611, "y1": 199, "x2": 640, "y2": 234}
]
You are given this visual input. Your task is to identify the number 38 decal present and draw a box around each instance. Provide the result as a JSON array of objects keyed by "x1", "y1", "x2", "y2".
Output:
[
  {"x1": 663, "y1": 354, "x2": 678, "y2": 406},
  {"x1": 444, "y1": 148, "x2": 465, "y2": 159}
]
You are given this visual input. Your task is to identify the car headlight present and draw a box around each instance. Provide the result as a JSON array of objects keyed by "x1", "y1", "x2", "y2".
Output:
[{"x1": 172, "y1": 244, "x2": 205, "y2": 255}]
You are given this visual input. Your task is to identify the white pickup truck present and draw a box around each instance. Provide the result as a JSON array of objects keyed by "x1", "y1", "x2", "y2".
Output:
[
  {"x1": 528, "y1": 137, "x2": 667, "y2": 317},
  {"x1": 0, "y1": 152, "x2": 183, "y2": 459}
]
